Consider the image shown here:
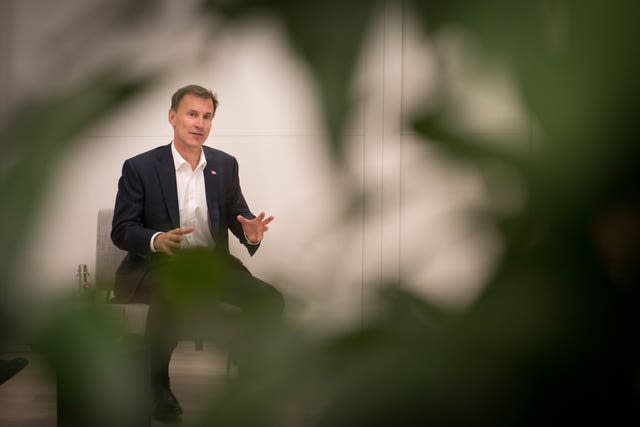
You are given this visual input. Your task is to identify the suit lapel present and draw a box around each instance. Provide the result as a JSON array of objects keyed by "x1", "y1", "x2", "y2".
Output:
[
  {"x1": 204, "y1": 148, "x2": 220, "y2": 234},
  {"x1": 155, "y1": 144, "x2": 180, "y2": 228}
]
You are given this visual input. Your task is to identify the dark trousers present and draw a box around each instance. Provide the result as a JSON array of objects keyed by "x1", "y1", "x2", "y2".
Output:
[{"x1": 135, "y1": 253, "x2": 284, "y2": 387}]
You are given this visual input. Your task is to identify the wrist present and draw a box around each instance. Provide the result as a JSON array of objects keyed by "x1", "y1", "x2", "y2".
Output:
[
  {"x1": 150, "y1": 232, "x2": 163, "y2": 252},
  {"x1": 244, "y1": 232, "x2": 261, "y2": 245}
]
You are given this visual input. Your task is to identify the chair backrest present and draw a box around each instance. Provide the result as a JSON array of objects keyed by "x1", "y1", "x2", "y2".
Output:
[{"x1": 95, "y1": 208, "x2": 127, "y2": 291}]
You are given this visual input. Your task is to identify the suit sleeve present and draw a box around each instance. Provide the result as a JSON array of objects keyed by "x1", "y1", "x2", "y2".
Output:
[
  {"x1": 111, "y1": 159, "x2": 157, "y2": 255},
  {"x1": 226, "y1": 157, "x2": 260, "y2": 256}
]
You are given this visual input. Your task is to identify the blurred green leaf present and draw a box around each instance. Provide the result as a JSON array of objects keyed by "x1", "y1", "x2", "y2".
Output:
[{"x1": 36, "y1": 295, "x2": 150, "y2": 427}]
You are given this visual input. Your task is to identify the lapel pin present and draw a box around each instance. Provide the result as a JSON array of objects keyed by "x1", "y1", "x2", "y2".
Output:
[{"x1": 211, "y1": 170, "x2": 217, "y2": 175}]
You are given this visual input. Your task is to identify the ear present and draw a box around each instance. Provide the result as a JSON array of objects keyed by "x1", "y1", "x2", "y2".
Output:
[{"x1": 168, "y1": 109, "x2": 176, "y2": 127}]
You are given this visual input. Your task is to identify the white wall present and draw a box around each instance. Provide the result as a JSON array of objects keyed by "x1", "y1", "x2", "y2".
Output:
[{"x1": 7, "y1": 1, "x2": 529, "y2": 327}]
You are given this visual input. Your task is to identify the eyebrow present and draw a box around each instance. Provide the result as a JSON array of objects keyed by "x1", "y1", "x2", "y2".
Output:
[{"x1": 187, "y1": 109, "x2": 213, "y2": 116}]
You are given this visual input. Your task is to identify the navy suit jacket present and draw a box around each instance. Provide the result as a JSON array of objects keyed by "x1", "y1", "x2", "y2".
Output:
[{"x1": 111, "y1": 143, "x2": 258, "y2": 301}]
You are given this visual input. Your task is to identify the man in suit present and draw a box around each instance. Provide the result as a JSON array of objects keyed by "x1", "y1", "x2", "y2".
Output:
[{"x1": 111, "y1": 85, "x2": 283, "y2": 422}]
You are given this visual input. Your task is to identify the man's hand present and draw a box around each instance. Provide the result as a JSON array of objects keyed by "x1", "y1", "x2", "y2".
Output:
[
  {"x1": 237, "y1": 212, "x2": 274, "y2": 244},
  {"x1": 153, "y1": 227, "x2": 195, "y2": 256}
]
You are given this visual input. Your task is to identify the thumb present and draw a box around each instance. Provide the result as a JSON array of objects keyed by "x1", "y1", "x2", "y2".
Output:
[{"x1": 237, "y1": 215, "x2": 249, "y2": 223}]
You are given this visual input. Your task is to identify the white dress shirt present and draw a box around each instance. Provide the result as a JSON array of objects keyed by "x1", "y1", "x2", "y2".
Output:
[{"x1": 150, "y1": 142, "x2": 215, "y2": 251}]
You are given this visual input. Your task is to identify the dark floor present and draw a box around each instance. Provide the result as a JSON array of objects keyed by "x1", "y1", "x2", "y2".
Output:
[{"x1": 0, "y1": 341, "x2": 227, "y2": 427}]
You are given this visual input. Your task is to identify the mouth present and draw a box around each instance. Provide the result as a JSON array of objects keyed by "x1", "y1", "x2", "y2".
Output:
[{"x1": 189, "y1": 131, "x2": 204, "y2": 137}]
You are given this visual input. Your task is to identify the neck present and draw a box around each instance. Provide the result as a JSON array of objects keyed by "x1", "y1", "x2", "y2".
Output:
[{"x1": 174, "y1": 142, "x2": 201, "y2": 170}]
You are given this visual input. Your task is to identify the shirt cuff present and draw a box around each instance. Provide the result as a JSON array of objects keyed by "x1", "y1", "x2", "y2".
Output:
[
  {"x1": 150, "y1": 232, "x2": 162, "y2": 252},
  {"x1": 244, "y1": 233, "x2": 261, "y2": 246}
]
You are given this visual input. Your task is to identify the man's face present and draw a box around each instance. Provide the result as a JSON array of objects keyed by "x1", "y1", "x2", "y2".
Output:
[{"x1": 169, "y1": 94, "x2": 214, "y2": 151}]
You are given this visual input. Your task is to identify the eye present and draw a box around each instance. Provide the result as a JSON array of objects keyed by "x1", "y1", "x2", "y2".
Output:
[{"x1": 189, "y1": 112, "x2": 197, "y2": 117}]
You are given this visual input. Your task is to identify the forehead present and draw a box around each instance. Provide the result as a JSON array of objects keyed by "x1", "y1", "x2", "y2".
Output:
[{"x1": 176, "y1": 94, "x2": 214, "y2": 112}]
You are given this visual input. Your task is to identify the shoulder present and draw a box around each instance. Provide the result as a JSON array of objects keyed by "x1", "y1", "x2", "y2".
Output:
[
  {"x1": 123, "y1": 144, "x2": 171, "y2": 167},
  {"x1": 203, "y1": 145, "x2": 238, "y2": 164}
]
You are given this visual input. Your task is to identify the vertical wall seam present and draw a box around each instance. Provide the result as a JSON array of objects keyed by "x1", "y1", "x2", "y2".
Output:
[
  {"x1": 361, "y1": 48, "x2": 367, "y2": 326},
  {"x1": 380, "y1": 0, "x2": 387, "y2": 285},
  {"x1": 399, "y1": 0, "x2": 405, "y2": 285}
]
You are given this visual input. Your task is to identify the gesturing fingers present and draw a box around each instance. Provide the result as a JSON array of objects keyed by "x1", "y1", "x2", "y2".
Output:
[
  {"x1": 262, "y1": 215, "x2": 275, "y2": 226},
  {"x1": 153, "y1": 227, "x2": 194, "y2": 256},
  {"x1": 165, "y1": 227, "x2": 191, "y2": 244},
  {"x1": 176, "y1": 226, "x2": 195, "y2": 235},
  {"x1": 236, "y1": 214, "x2": 274, "y2": 245},
  {"x1": 237, "y1": 213, "x2": 274, "y2": 225}
]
